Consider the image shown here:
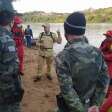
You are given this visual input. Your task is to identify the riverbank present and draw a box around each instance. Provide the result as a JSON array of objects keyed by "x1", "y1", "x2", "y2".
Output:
[
  {"x1": 22, "y1": 47, "x2": 59, "y2": 112},
  {"x1": 22, "y1": 7, "x2": 112, "y2": 23}
]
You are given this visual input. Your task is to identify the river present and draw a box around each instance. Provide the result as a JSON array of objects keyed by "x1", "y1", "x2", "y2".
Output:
[{"x1": 24, "y1": 23, "x2": 112, "y2": 55}]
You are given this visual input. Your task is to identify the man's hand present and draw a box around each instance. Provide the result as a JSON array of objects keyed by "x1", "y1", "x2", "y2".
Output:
[
  {"x1": 56, "y1": 29, "x2": 62, "y2": 44},
  {"x1": 88, "y1": 106, "x2": 99, "y2": 112}
]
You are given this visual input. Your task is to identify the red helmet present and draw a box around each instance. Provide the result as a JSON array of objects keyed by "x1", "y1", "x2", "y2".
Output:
[
  {"x1": 14, "y1": 16, "x2": 23, "y2": 24},
  {"x1": 103, "y1": 30, "x2": 112, "y2": 37}
]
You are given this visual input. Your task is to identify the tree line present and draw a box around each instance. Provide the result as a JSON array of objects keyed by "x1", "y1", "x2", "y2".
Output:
[{"x1": 22, "y1": 7, "x2": 112, "y2": 23}]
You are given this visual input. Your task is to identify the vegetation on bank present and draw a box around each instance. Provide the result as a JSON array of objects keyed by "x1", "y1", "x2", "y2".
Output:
[
  {"x1": 85, "y1": 7, "x2": 112, "y2": 23},
  {"x1": 22, "y1": 7, "x2": 112, "y2": 23},
  {"x1": 22, "y1": 11, "x2": 68, "y2": 23}
]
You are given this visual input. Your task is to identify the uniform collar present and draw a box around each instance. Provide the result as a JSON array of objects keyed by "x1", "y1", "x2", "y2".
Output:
[
  {"x1": 68, "y1": 37, "x2": 84, "y2": 44},
  {"x1": 65, "y1": 37, "x2": 85, "y2": 48}
]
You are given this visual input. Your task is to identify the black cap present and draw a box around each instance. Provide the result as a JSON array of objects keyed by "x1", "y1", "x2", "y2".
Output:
[{"x1": 64, "y1": 12, "x2": 86, "y2": 35}]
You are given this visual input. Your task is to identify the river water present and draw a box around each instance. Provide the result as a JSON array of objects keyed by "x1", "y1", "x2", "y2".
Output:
[{"x1": 24, "y1": 23, "x2": 112, "y2": 55}]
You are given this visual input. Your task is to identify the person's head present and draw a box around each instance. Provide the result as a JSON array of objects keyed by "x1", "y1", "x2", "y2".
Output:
[
  {"x1": 0, "y1": 0, "x2": 15, "y2": 27},
  {"x1": 103, "y1": 30, "x2": 112, "y2": 39},
  {"x1": 42, "y1": 23, "x2": 50, "y2": 33},
  {"x1": 64, "y1": 12, "x2": 86, "y2": 41},
  {"x1": 27, "y1": 25, "x2": 30, "y2": 29},
  {"x1": 13, "y1": 16, "x2": 23, "y2": 28}
]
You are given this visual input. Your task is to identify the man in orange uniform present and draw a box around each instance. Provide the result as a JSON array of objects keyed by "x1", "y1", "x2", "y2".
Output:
[
  {"x1": 100, "y1": 30, "x2": 112, "y2": 97},
  {"x1": 12, "y1": 16, "x2": 24, "y2": 75}
]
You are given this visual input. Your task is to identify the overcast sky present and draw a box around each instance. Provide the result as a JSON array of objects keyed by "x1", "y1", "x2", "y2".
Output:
[{"x1": 13, "y1": 0, "x2": 112, "y2": 13}]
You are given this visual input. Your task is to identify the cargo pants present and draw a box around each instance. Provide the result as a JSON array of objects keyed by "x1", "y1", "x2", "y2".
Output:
[{"x1": 37, "y1": 55, "x2": 53, "y2": 77}]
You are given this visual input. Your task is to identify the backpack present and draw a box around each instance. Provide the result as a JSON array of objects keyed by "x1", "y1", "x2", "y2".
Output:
[{"x1": 40, "y1": 32, "x2": 55, "y2": 42}]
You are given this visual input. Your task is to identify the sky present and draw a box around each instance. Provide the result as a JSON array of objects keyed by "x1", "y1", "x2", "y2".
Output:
[{"x1": 13, "y1": 0, "x2": 112, "y2": 13}]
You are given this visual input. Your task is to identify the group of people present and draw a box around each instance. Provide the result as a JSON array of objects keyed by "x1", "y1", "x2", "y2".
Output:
[
  {"x1": 0, "y1": 0, "x2": 112, "y2": 112},
  {"x1": 12, "y1": 17, "x2": 62, "y2": 80}
]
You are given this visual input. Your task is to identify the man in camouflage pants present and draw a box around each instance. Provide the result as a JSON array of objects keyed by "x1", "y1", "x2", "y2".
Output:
[
  {"x1": 55, "y1": 12, "x2": 109, "y2": 112},
  {"x1": 0, "y1": 0, "x2": 24, "y2": 112},
  {"x1": 34, "y1": 23, "x2": 62, "y2": 81}
]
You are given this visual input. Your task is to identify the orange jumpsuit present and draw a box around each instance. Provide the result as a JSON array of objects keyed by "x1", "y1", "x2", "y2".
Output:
[{"x1": 12, "y1": 24, "x2": 24, "y2": 75}]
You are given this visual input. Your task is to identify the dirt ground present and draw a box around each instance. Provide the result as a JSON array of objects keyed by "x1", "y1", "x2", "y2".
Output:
[{"x1": 22, "y1": 47, "x2": 60, "y2": 112}]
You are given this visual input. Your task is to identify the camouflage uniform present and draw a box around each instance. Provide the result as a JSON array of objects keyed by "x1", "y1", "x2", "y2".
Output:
[
  {"x1": 0, "y1": 26, "x2": 22, "y2": 112},
  {"x1": 37, "y1": 31, "x2": 61, "y2": 79},
  {"x1": 0, "y1": 0, "x2": 23, "y2": 111},
  {"x1": 55, "y1": 37, "x2": 109, "y2": 112}
]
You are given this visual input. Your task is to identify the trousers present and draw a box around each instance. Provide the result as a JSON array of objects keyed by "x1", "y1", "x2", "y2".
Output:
[{"x1": 37, "y1": 55, "x2": 53, "y2": 77}]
